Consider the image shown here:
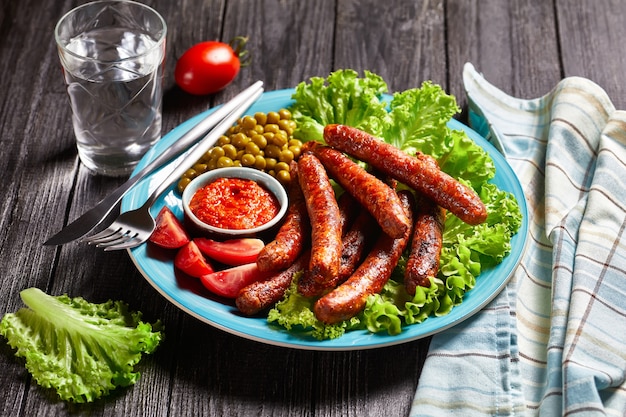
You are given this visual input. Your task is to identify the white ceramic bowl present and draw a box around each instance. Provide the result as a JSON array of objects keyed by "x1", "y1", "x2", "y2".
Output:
[{"x1": 182, "y1": 167, "x2": 289, "y2": 239}]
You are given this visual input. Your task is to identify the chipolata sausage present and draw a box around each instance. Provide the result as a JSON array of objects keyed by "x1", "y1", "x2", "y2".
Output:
[
  {"x1": 313, "y1": 190, "x2": 415, "y2": 324},
  {"x1": 303, "y1": 141, "x2": 410, "y2": 238},
  {"x1": 297, "y1": 152, "x2": 342, "y2": 284},
  {"x1": 405, "y1": 195, "x2": 446, "y2": 294},
  {"x1": 336, "y1": 191, "x2": 360, "y2": 236},
  {"x1": 298, "y1": 208, "x2": 378, "y2": 297},
  {"x1": 256, "y1": 162, "x2": 310, "y2": 272},
  {"x1": 237, "y1": 251, "x2": 310, "y2": 315},
  {"x1": 323, "y1": 124, "x2": 487, "y2": 225},
  {"x1": 337, "y1": 209, "x2": 378, "y2": 285}
]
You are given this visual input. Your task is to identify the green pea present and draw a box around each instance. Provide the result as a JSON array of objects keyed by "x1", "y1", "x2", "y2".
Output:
[
  {"x1": 241, "y1": 153, "x2": 256, "y2": 166},
  {"x1": 217, "y1": 156, "x2": 234, "y2": 168}
]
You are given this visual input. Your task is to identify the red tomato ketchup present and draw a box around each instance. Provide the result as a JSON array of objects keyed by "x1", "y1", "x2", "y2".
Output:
[{"x1": 189, "y1": 177, "x2": 280, "y2": 230}]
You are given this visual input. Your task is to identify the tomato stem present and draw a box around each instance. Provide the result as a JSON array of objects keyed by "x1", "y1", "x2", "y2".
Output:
[{"x1": 229, "y1": 36, "x2": 251, "y2": 67}]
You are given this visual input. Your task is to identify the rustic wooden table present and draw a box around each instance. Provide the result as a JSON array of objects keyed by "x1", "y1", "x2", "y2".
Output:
[{"x1": 1, "y1": 0, "x2": 624, "y2": 416}]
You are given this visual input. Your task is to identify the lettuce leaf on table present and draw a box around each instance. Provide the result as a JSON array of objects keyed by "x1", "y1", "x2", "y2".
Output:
[
  {"x1": 269, "y1": 70, "x2": 522, "y2": 340},
  {"x1": 0, "y1": 287, "x2": 163, "y2": 403}
]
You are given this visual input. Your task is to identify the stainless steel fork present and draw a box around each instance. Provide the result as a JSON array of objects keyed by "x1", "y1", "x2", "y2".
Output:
[{"x1": 84, "y1": 86, "x2": 264, "y2": 251}]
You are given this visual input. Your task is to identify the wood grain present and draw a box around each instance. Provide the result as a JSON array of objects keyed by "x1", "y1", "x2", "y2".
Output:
[
  {"x1": 0, "y1": 0, "x2": 623, "y2": 416},
  {"x1": 557, "y1": 0, "x2": 626, "y2": 108}
]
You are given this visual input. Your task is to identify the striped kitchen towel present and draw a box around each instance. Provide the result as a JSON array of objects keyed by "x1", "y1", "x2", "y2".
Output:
[{"x1": 410, "y1": 62, "x2": 626, "y2": 417}]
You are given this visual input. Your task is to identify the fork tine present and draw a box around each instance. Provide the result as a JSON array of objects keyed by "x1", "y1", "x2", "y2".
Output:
[
  {"x1": 84, "y1": 227, "x2": 123, "y2": 244},
  {"x1": 88, "y1": 229, "x2": 135, "y2": 246},
  {"x1": 103, "y1": 235, "x2": 147, "y2": 251},
  {"x1": 94, "y1": 232, "x2": 138, "y2": 249},
  {"x1": 87, "y1": 232, "x2": 126, "y2": 245}
]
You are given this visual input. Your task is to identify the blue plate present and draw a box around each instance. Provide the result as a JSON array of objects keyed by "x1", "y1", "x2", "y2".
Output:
[{"x1": 123, "y1": 89, "x2": 529, "y2": 351}]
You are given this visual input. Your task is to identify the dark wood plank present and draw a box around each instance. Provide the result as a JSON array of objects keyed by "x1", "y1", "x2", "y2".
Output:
[
  {"x1": 557, "y1": 0, "x2": 626, "y2": 109},
  {"x1": 0, "y1": 1, "x2": 82, "y2": 414},
  {"x1": 446, "y1": 0, "x2": 563, "y2": 113},
  {"x1": 335, "y1": 0, "x2": 447, "y2": 91},
  {"x1": 223, "y1": 0, "x2": 336, "y2": 89}
]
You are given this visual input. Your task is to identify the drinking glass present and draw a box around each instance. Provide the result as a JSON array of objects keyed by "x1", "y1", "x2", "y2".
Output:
[{"x1": 55, "y1": 0, "x2": 167, "y2": 177}]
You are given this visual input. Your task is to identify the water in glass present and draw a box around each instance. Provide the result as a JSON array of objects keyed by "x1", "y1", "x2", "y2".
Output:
[{"x1": 63, "y1": 27, "x2": 164, "y2": 176}]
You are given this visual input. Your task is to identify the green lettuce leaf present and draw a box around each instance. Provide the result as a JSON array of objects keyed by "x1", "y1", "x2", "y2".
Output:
[
  {"x1": 437, "y1": 130, "x2": 496, "y2": 188},
  {"x1": 290, "y1": 69, "x2": 390, "y2": 142},
  {"x1": 0, "y1": 288, "x2": 163, "y2": 403},
  {"x1": 383, "y1": 81, "x2": 460, "y2": 154},
  {"x1": 438, "y1": 182, "x2": 522, "y2": 306},
  {"x1": 267, "y1": 275, "x2": 360, "y2": 340}
]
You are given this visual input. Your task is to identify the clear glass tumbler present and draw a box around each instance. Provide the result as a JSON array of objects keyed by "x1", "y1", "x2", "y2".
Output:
[{"x1": 55, "y1": 0, "x2": 167, "y2": 177}]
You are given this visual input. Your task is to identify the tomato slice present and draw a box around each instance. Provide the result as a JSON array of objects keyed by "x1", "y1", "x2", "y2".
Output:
[
  {"x1": 149, "y1": 206, "x2": 190, "y2": 249},
  {"x1": 200, "y1": 263, "x2": 271, "y2": 298},
  {"x1": 194, "y1": 237, "x2": 265, "y2": 266},
  {"x1": 174, "y1": 241, "x2": 215, "y2": 278}
]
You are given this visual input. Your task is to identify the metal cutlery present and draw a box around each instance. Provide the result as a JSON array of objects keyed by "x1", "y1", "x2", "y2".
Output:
[
  {"x1": 44, "y1": 80, "x2": 264, "y2": 246},
  {"x1": 83, "y1": 86, "x2": 264, "y2": 251}
]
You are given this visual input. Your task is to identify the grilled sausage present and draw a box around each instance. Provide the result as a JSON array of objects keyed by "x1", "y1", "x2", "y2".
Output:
[
  {"x1": 323, "y1": 124, "x2": 487, "y2": 225},
  {"x1": 297, "y1": 152, "x2": 342, "y2": 284},
  {"x1": 405, "y1": 195, "x2": 446, "y2": 294},
  {"x1": 336, "y1": 191, "x2": 360, "y2": 236},
  {"x1": 237, "y1": 251, "x2": 310, "y2": 315},
  {"x1": 256, "y1": 162, "x2": 310, "y2": 272},
  {"x1": 337, "y1": 209, "x2": 378, "y2": 283},
  {"x1": 313, "y1": 190, "x2": 415, "y2": 324},
  {"x1": 304, "y1": 141, "x2": 410, "y2": 238},
  {"x1": 297, "y1": 192, "x2": 366, "y2": 297},
  {"x1": 298, "y1": 208, "x2": 378, "y2": 297}
]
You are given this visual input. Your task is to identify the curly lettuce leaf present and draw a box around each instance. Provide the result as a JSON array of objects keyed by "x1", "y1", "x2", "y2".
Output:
[
  {"x1": 437, "y1": 130, "x2": 496, "y2": 188},
  {"x1": 383, "y1": 81, "x2": 460, "y2": 154},
  {"x1": 267, "y1": 275, "x2": 361, "y2": 340},
  {"x1": 361, "y1": 280, "x2": 406, "y2": 335},
  {"x1": 403, "y1": 277, "x2": 447, "y2": 323},
  {"x1": 0, "y1": 288, "x2": 163, "y2": 403},
  {"x1": 439, "y1": 182, "x2": 522, "y2": 305},
  {"x1": 290, "y1": 69, "x2": 390, "y2": 142}
]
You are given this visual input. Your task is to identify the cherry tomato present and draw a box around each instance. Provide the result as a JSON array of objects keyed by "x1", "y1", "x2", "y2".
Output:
[
  {"x1": 200, "y1": 263, "x2": 271, "y2": 298},
  {"x1": 194, "y1": 237, "x2": 265, "y2": 266},
  {"x1": 149, "y1": 207, "x2": 190, "y2": 249},
  {"x1": 174, "y1": 36, "x2": 250, "y2": 95},
  {"x1": 174, "y1": 241, "x2": 215, "y2": 278}
]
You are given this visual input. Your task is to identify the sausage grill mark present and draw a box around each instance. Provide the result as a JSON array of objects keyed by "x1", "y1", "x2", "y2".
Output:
[
  {"x1": 237, "y1": 251, "x2": 310, "y2": 315},
  {"x1": 298, "y1": 207, "x2": 378, "y2": 298}
]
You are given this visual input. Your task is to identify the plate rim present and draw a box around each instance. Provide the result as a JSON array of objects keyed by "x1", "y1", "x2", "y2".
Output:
[{"x1": 123, "y1": 88, "x2": 529, "y2": 351}]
